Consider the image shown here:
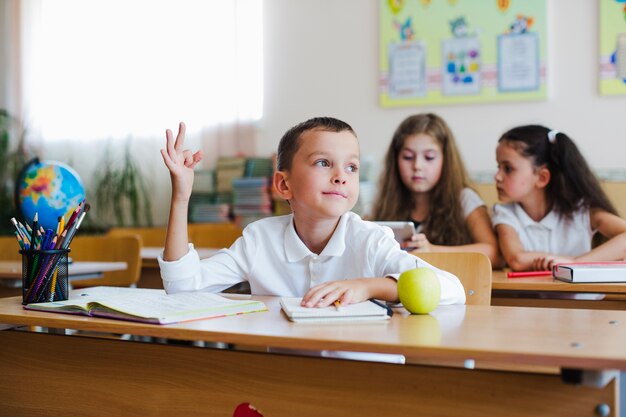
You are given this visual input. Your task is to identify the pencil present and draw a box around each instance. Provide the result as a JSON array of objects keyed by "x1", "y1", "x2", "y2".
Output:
[
  {"x1": 507, "y1": 270, "x2": 552, "y2": 278},
  {"x1": 333, "y1": 300, "x2": 343, "y2": 311}
]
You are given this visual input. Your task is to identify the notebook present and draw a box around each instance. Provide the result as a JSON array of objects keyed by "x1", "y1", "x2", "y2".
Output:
[
  {"x1": 24, "y1": 286, "x2": 268, "y2": 324},
  {"x1": 279, "y1": 297, "x2": 392, "y2": 323},
  {"x1": 553, "y1": 262, "x2": 626, "y2": 283}
]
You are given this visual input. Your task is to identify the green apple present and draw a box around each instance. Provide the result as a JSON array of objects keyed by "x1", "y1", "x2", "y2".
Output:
[{"x1": 398, "y1": 267, "x2": 441, "y2": 314}]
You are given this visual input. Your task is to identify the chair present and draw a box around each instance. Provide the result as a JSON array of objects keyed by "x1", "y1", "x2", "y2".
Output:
[
  {"x1": 107, "y1": 226, "x2": 167, "y2": 247},
  {"x1": 0, "y1": 236, "x2": 21, "y2": 261},
  {"x1": 68, "y1": 235, "x2": 142, "y2": 288},
  {"x1": 188, "y1": 223, "x2": 243, "y2": 249},
  {"x1": 410, "y1": 251, "x2": 492, "y2": 306}
]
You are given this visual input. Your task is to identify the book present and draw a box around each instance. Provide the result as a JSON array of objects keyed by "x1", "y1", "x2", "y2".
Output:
[
  {"x1": 279, "y1": 297, "x2": 392, "y2": 323},
  {"x1": 24, "y1": 286, "x2": 267, "y2": 325},
  {"x1": 553, "y1": 262, "x2": 626, "y2": 283}
]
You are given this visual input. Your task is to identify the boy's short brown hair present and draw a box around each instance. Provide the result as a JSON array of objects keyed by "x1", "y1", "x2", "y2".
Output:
[{"x1": 276, "y1": 117, "x2": 356, "y2": 171}]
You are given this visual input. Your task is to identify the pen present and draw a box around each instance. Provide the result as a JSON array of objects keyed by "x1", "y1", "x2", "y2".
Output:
[
  {"x1": 507, "y1": 270, "x2": 552, "y2": 278},
  {"x1": 369, "y1": 298, "x2": 394, "y2": 317},
  {"x1": 333, "y1": 300, "x2": 343, "y2": 311}
]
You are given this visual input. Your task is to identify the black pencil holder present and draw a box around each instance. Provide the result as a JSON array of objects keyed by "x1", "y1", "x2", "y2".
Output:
[{"x1": 20, "y1": 249, "x2": 70, "y2": 305}]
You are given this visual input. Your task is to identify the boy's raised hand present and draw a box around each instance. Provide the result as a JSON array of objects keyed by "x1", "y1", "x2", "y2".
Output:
[{"x1": 160, "y1": 122, "x2": 204, "y2": 202}]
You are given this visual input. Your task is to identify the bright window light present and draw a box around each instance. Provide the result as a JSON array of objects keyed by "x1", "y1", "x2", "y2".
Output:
[{"x1": 24, "y1": 0, "x2": 263, "y2": 141}]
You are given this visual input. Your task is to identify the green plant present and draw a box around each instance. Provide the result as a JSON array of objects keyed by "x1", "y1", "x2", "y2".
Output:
[
  {"x1": 89, "y1": 139, "x2": 153, "y2": 228},
  {"x1": 0, "y1": 109, "x2": 30, "y2": 235}
]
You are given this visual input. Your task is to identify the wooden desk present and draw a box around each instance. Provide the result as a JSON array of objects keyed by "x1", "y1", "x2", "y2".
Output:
[
  {"x1": 0, "y1": 294, "x2": 624, "y2": 416},
  {"x1": 0, "y1": 261, "x2": 127, "y2": 298},
  {"x1": 492, "y1": 270, "x2": 626, "y2": 310}
]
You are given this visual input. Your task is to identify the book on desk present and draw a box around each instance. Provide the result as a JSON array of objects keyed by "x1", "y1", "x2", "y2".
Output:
[
  {"x1": 24, "y1": 286, "x2": 267, "y2": 324},
  {"x1": 553, "y1": 262, "x2": 626, "y2": 283},
  {"x1": 280, "y1": 297, "x2": 391, "y2": 323}
]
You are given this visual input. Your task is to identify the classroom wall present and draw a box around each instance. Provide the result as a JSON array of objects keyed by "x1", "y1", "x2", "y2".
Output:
[
  {"x1": 2, "y1": 0, "x2": 625, "y2": 226},
  {"x1": 261, "y1": 0, "x2": 626, "y2": 180}
]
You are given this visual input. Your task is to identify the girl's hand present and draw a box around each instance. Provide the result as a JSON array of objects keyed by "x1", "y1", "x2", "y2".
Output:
[
  {"x1": 402, "y1": 233, "x2": 432, "y2": 252},
  {"x1": 532, "y1": 255, "x2": 575, "y2": 271},
  {"x1": 301, "y1": 279, "x2": 372, "y2": 308},
  {"x1": 160, "y1": 122, "x2": 204, "y2": 203}
]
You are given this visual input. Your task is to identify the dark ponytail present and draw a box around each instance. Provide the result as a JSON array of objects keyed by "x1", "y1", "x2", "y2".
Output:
[{"x1": 498, "y1": 125, "x2": 617, "y2": 218}]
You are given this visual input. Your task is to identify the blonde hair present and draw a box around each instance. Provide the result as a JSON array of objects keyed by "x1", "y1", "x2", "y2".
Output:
[{"x1": 371, "y1": 113, "x2": 472, "y2": 245}]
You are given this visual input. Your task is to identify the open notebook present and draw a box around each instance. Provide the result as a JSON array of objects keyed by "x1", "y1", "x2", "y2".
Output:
[
  {"x1": 24, "y1": 286, "x2": 267, "y2": 325},
  {"x1": 280, "y1": 297, "x2": 392, "y2": 323}
]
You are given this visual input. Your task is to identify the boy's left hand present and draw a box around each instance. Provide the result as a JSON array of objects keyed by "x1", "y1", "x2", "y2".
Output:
[{"x1": 301, "y1": 279, "x2": 372, "y2": 308}]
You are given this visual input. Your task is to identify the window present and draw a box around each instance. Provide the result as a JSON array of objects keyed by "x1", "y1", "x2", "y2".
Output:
[{"x1": 20, "y1": 0, "x2": 263, "y2": 141}]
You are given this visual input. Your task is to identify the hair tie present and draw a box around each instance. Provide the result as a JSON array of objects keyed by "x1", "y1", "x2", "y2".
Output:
[{"x1": 547, "y1": 130, "x2": 559, "y2": 143}]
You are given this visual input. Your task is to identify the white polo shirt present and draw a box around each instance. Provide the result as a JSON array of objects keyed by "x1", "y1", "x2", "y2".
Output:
[
  {"x1": 159, "y1": 211, "x2": 465, "y2": 305},
  {"x1": 492, "y1": 202, "x2": 593, "y2": 256}
]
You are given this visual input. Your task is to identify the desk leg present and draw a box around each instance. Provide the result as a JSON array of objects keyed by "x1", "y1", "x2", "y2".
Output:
[{"x1": 0, "y1": 330, "x2": 619, "y2": 417}]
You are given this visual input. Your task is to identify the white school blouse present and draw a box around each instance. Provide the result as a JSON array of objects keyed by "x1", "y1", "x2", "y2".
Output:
[
  {"x1": 492, "y1": 202, "x2": 593, "y2": 256},
  {"x1": 414, "y1": 188, "x2": 484, "y2": 233},
  {"x1": 159, "y1": 211, "x2": 466, "y2": 305},
  {"x1": 461, "y1": 188, "x2": 485, "y2": 218}
]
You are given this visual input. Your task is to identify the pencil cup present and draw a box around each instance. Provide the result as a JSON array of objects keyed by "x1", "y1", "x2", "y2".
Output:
[{"x1": 20, "y1": 249, "x2": 70, "y2": 305}]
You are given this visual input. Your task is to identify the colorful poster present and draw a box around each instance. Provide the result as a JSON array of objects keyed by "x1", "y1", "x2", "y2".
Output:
[
  {"x1": 379, "y1": 0, "x2": 547, "y2": 107},
  {"x1": 441, "y1": 36, "x2": 481, "y2": 96},
  {"x1": 599, "y1": 0, "x2": 626, "y2": 95}
]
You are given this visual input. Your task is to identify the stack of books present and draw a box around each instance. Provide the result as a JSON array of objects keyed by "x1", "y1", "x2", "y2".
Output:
[
  {"x1": 188, "y1": 193, "x2": 231, "y2": 223},
  {"x1": 216, "y1": 157, "x2": 246, "y2": 194},
  {"x1": 232, "y1": 177, "x2": 273, "y2": 227},
  {"x1": 244, "y1": 157, "x2": 274, "y2": 178}
]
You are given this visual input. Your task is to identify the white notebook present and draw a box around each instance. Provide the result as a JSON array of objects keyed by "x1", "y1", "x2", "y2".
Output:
[{"x1": 279, "y1": 297, "x2": 392, "y2": 323}]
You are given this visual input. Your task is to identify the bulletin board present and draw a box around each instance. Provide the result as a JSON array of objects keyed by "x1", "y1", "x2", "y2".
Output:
[
  {"x1": 599, "y1": 0, "x2": 626, "y2": 96},
  {"x1": 379, "y1": 0, "x2": 548, "y2": 107}
]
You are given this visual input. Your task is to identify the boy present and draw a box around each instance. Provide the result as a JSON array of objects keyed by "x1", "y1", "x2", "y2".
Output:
[{"x1": 159, "y1": 117, "x2": 465, "y2": 307}]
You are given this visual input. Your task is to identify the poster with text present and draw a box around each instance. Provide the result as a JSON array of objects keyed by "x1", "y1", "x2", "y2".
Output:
[
  {"x1": 498, "y1": 32, "x2": 539, "y2": 92},
  {"x1": 389, "y1": 41, "x2": 427, "y2": 98}
]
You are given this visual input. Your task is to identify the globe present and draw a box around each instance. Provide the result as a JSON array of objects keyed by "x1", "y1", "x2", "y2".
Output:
[{"x1": 16, "y1": 159, "x2": 85, "y2": 231}]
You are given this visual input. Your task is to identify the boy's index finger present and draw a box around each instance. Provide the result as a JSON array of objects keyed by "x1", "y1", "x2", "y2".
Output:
[{"x1": 174, "y1": 122, "x2": 186, "y2": 151}]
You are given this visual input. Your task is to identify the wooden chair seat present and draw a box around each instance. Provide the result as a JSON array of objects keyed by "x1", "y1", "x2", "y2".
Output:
[
  {"x1": 188, "y1": 223, "x2": 243, "y2": 249},
  {"x1": 0, "y1": 236, "x2": 21, "y2": 261},
  {"x1": 69, "y1": 235, "x2": 142, "y2": 288},
  {"x1": 410, "y1": 251, "x2": 492, "y2": 306},
  {"x1": 107, "y1": 227, "x2": 167, "y2": 247}
]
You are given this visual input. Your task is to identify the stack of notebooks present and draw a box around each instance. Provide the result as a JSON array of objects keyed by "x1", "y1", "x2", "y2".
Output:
[
  {"x1": 232, "y1": 177, "x2": 273, "y2": 227},
  {"x1": 24, "y1": 287, "x2": 267, "y2": 325}
]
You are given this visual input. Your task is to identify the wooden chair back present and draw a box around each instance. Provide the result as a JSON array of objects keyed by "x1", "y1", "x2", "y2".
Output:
[
  {"x1": 107, "y1": 227, "x2": 167, "y2": 247},
  {"x1": 188, "y1": 223, "x2": 243, "y2": 249},
  {"x1": 0, "y1": 236, "x2": 21, "y2": 261},
  {"x1": 410, "y1": 252, "x2": 492, "y2": 306},
  {"x1": 69, "y1": 235, "x2": 142, "y2": 288}
]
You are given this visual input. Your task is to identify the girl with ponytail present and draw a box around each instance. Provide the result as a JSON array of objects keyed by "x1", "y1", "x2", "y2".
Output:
[{"x1": 493, "y1": 125, "x2": 626, "y2": 271}]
